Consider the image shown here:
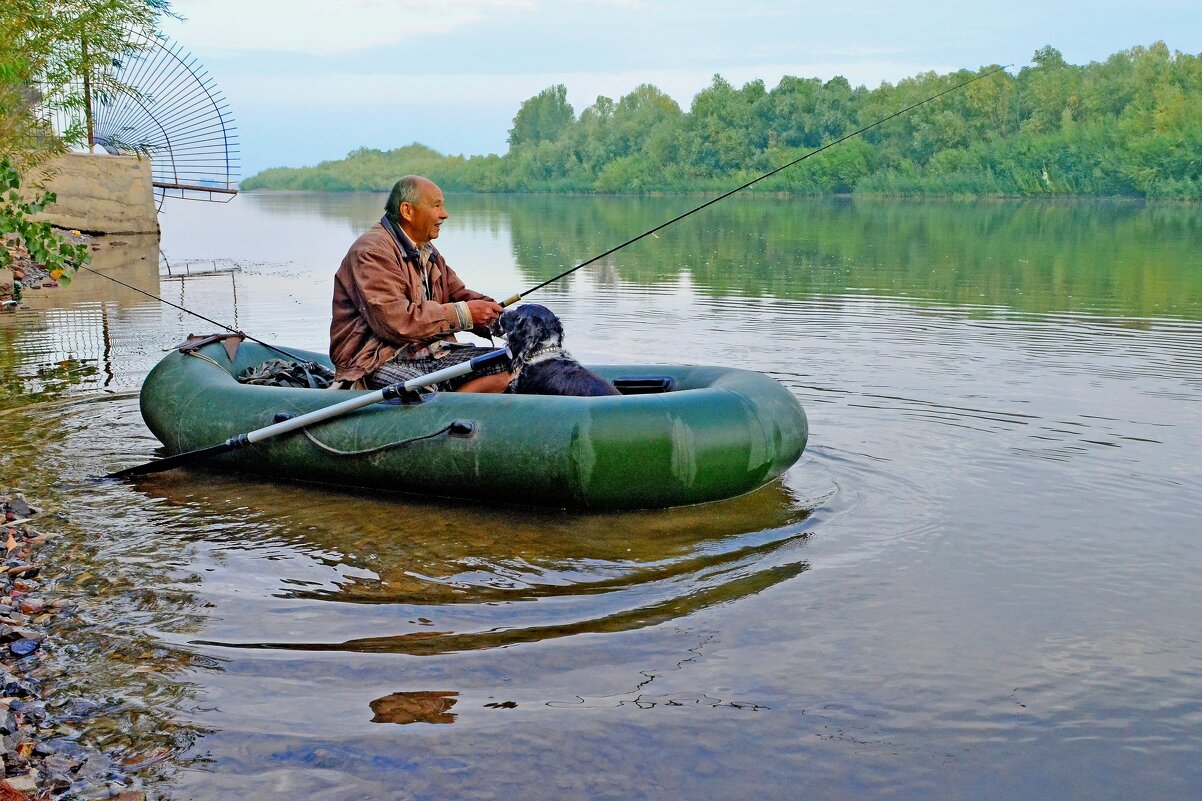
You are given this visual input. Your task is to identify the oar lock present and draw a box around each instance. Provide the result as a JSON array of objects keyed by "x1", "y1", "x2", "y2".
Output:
[{"x1": 447, "y1": 420, "x2": 478, "y2": 438}]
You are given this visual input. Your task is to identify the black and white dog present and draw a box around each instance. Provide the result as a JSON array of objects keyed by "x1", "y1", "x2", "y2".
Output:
[{"x1": 495, "y1": 304, "x2": 620, "y2": 396}]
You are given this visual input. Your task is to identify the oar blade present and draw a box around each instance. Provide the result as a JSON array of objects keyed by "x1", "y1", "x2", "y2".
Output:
[{"x1": 106, "y1": 437, "x2": 242, "y2": 479}]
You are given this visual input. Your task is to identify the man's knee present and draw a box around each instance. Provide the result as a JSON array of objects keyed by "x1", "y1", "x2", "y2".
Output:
[{"x1": 456, "y1": 371, "x2": 513, "y2": 394}]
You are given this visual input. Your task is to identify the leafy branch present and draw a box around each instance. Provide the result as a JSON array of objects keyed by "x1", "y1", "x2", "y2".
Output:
[{"x1": 1, "y1": 158, "x2": 90, "y2": 288}]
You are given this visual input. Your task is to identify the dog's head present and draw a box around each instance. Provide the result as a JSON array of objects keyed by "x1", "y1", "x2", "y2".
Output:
[{"x1": 495, "y1": 303, "x2": 564, "y2": 362}]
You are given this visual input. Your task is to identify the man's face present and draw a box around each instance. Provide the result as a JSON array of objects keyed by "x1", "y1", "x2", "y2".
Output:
[{"x1": 400, "y1": 181, "x2": 449, "y2": 245}]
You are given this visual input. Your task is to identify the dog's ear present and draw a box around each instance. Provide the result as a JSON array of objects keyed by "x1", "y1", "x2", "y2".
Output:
[
  {"x1": 513, "y1": 313, "x2": 543, "y2": 356},
  {"x1": 497, "y1": 308, "x2": 530, "y2": 357}
]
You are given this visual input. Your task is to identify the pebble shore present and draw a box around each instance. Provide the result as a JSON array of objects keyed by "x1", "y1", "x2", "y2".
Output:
[
  {"x1": 0, "y1": 492, "x2": 148, "y2": 801},
  {"x1": 2, "y1": 230, "x2": 90, "y2": 304}
]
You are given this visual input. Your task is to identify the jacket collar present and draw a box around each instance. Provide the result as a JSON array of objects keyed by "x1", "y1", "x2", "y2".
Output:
[{"x1": 380, "y1": 215, "x2": 443, "y2": 285}]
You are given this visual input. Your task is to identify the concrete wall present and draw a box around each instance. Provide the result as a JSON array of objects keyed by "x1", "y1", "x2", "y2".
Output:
[{"x1": 29, "y1": 153, "x2": 159, "y2": 235}]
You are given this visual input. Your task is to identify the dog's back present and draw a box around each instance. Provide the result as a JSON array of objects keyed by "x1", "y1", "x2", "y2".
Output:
[
  {"x1": 498, "y1": 303, "x2": 621, "y2": 397},
  {"x1": 513, "y1": 358, "x2": 620, "y2": 397}
]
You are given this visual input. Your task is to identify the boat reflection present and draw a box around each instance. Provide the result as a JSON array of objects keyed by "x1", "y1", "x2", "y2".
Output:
[{"x1": 140, "y1": 470, "x2": 815, "y2": 655}]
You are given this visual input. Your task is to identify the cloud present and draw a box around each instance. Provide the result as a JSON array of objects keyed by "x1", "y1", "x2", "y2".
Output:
[{"x1": 165, "y1": 0, "x2": 534, "y2": 55}]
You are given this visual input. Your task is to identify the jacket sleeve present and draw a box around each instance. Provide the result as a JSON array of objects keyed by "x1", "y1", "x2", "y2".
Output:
[{"x1": 349, "y1": 246, "x2": 464, "y2": 343}]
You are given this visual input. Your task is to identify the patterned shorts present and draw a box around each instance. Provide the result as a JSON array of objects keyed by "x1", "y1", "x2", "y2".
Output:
[{"x1": 367, "y1": 344, "x2": 510, "y2": 392}]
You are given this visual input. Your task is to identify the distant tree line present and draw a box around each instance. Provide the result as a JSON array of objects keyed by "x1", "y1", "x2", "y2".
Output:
[{"x1": 242, "y1": 43, "x2": 1202, "y2": 199}]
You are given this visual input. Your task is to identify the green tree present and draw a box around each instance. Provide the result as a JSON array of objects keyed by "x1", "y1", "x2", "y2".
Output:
[
  {"x1": 508, "y1": 84, "x2": 575, "y2": 149},
  {"x1": 243, "y1": 42, "x2": 1202, "y2": 201}
]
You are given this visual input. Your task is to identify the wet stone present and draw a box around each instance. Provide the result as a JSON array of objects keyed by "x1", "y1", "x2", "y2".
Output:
[
  {"x1": 58, "y1": 699, "x2": 102, "y2": 722},
  {"x1": 46, "y1": 738, "x2": 88, "y2": 762},
  {"x1": 11, "y1": 700, "x2": 44, "y2": 718},
  {"x1": 4, "y1": 675, "x2": 39, "y2": 698},
  {"x1": 43, "y1": 751, "x2": 80, "y2": 778},
  {"x1": 119, "y1": 746, "x2": 172, "y2": 772},
  {"x1": 9, "y1": 640, "x2": 37, "y2": 658},
  {"x1": 4, "y1": 770, "x2": 37, "y2": 792},
  {"x1": 6, "y1": 497, "x2": 33, "y2": 518}
]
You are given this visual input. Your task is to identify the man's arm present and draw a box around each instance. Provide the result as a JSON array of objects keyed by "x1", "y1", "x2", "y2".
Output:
[{"x1": 351, "y1": 247, "x2": 469, "y2": 343}]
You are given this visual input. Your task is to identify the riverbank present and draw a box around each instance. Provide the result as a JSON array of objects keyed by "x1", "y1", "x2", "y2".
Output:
[
  {"x1": 0, "y1": 490, "x2": 149, "y2": 801},
  {"x1": 2, "y1": 230, "x2": 91, "y2": 304}
]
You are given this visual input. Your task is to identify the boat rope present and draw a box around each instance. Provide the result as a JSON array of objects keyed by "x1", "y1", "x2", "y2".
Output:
[
  {"x1": 300, "y1": 423, "x2": 454, "y2": 458},
  {"x1": 184, "y1": 349, "x2": 227, "y2": 373},
  {"x1": 499, "y1": 64, "x2": 1012, "y2": 307},
  {"x1": 77, "y1": 264, "x2": 308, "y2": 363}
]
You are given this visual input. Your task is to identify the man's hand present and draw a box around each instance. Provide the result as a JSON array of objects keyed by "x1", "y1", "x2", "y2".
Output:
[{"x1": 466, "y1": 299, "x2": 503, "y2": 327}]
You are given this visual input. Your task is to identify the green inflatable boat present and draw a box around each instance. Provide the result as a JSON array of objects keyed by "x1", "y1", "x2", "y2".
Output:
[{"x1": 137, "y1": 338, "x2": 808, "y2": 510}]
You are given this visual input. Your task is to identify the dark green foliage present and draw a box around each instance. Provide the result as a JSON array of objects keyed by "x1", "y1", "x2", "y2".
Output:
[
  {"x1": 244, "y1": 43, "x2": 1202, "y2": 200},
  {"x1": 508, "y1": 84, "x2": 575, "y2": 149}
]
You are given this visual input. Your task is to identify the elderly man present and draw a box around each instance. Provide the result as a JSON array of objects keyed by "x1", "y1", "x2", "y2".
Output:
[{"x1": 330, "y1": 176, "x2": 511, "y2": 393}]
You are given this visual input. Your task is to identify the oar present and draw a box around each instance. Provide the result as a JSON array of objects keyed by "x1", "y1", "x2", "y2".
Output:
[{"x1": 107, "y1": 347, "x2": 511, "y2": 479}]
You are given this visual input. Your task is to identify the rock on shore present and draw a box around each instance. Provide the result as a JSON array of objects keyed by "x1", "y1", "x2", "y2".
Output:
[{"x1": 0, "y1": 491, "x2": 147, "y2": 801}]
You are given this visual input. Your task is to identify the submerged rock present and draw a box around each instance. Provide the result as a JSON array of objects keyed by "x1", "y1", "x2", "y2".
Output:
[{"x1": 0, "y1": 489, "x2": 158, "y2": 800}]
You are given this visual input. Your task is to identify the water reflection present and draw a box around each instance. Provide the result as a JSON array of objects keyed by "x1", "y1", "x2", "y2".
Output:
[
  {"x1": 3, "y1": 193, "x2": 1200, "y2": 800},
  {"x1": 249, "y1": 192, "x2": 1202, "y2": 320},
  {"x1": 134, "y1": 469, "x2": 813, "y2": 655},
  {"x1": 19, "y1": 233, "x2": 160, "y2": 309},
  {"x1": 0, "y1": 235, "x2": 162, "y2": 406}
]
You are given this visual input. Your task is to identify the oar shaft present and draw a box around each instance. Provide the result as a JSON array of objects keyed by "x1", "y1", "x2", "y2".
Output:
[
  {"x1": 106, "y1": 347, "x2": 512, "y2": 479},
  {"x1": 243, "y1": 347, "x2": 511, "y2": 444},
  {"x1": 243, "y1": 388, "x2": 390, "y2": 444}
]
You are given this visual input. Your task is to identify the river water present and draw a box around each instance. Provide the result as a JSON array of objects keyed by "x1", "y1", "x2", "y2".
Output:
[{"x1": 1, "y1": 193, "x2": 1200, "y2": 799}]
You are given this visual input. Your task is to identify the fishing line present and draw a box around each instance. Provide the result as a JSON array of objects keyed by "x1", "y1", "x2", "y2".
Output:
[
  {"x1": 500, "y1": 63, "x2": 1012, "y2": 307},
  {"x1": 77, "y1": 263, "x2": 308, "y2": 362}
]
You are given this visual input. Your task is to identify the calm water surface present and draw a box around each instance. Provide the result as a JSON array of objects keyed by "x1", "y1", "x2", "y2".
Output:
[{"x1": 1, "y1": 194, "x2": 1201, "y2": 799}]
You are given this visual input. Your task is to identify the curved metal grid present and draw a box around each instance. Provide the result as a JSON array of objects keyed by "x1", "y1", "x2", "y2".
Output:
[{"x1": 90, "y1": 28, "x2": 239, "y2": 204}]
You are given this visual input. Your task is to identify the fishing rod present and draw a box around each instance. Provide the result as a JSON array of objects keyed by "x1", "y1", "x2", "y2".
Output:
[
  {"x1": 77, "y1": 263, "x2": 309, "y2": 362},
  {"x1": 499, "y1": 63, "x2": 1011, "y2": 308}
]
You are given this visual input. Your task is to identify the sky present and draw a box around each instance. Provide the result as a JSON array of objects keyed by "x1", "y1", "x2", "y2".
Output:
[{"x1": 159, "y1": 0, "x2": 1202, "y2": 178}]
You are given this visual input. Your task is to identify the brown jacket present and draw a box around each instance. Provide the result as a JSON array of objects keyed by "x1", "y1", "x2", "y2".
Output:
[{"x1": 329, "y1": 222, "x2": 491, "y2": 382}]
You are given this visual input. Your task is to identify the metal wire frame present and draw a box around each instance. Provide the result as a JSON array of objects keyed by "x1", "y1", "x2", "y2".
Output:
[{"x1": 42, "y1": 27, "x2": 239, "y2": 206}]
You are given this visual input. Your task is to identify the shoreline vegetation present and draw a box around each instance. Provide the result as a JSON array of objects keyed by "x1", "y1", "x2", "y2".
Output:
[{"x1": 242, "y1": 44, "x2": 1202, "y2": 201}]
